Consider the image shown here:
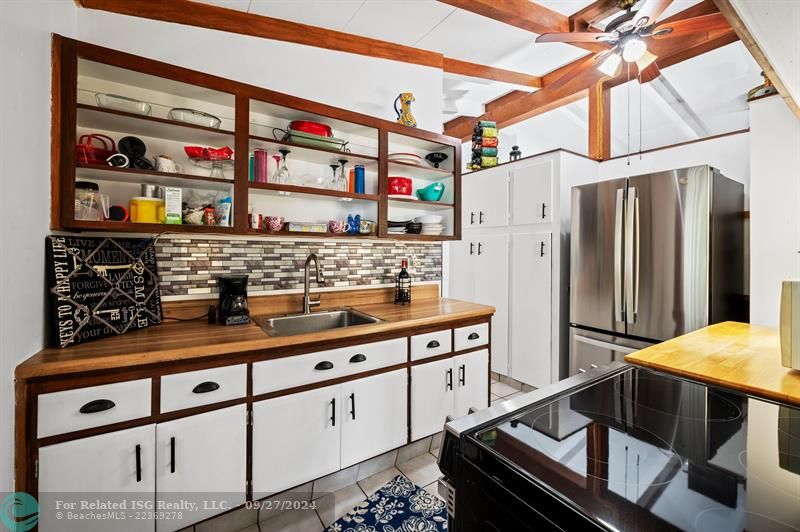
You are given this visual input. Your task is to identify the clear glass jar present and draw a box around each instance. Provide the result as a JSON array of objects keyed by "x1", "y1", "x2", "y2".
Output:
[{"x1": 75, "y1": 181, "x2": 101, "y2": 221}]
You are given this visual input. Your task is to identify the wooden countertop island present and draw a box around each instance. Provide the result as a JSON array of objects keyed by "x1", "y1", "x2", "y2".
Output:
[{"x1": 625, "y1": 321, "x2": 800, "y2": 406}]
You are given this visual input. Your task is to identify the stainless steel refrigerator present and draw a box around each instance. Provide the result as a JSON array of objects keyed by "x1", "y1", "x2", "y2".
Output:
[{"x1": 569, "y1": 165, "x2": 745, "y2": 375}]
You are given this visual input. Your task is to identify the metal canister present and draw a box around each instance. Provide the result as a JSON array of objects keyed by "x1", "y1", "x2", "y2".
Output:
[{"x1": 141, "y1": 184, "x2": 164, "y2": 199}]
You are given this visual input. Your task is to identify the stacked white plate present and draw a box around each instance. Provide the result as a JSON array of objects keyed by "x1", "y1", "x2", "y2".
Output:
[
  {"x1": 388, "y1": 152, "x2": 422, "y2": 165},
  {"x1": 415, "y1": 215, "x2": 445, "y2": 236}
]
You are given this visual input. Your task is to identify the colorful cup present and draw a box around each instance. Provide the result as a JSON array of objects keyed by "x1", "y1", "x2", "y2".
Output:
[
  {"x1": 265, "y1": 216, "x2": 285, "y2": 232},
  {"x1": 328, "y1": 219, "x2": 347, "y2": 233},
  {"x1": 359, "y1": 219, "x2": 376, "y2": 234}
]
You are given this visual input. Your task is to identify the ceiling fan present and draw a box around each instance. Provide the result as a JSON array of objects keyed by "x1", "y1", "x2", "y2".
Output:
[{"x1": 535, "y1": 0, "x2": 730, "y2": 82}]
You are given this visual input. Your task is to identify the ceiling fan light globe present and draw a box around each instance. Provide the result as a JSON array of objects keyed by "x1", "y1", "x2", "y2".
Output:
[
  {"x1": 635, "y1": 50, "x2": 658, "y2": 70},
  {"x1": 622, "y1": 37, "x2": 648, "y2": 62},
  {"x1": 598, "y1": 53, "x2": 622, "y2": 77}
]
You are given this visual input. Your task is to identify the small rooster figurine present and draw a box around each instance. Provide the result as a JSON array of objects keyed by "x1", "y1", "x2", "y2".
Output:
[{"x1": 394, "y1": 92, "x2": 417, "y2": 128}]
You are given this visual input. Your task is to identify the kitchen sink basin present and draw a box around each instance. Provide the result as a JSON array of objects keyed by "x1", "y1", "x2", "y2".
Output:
[{"x1": 257, "y1": 308, "x2": 383, "y2": 337}]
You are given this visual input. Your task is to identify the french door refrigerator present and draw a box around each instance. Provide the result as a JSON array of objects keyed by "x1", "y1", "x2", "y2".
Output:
[{"x1": 569, "y1": 165, "x2": 745, "y2": 375}]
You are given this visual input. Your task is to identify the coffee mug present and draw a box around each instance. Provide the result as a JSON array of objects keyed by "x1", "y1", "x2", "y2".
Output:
[
  {"x1": 265, "y1": 216, "x2": 285, "y2": 232},
  {"x1": 359, "y1": 219, "x2": 376, "y2": 234},
  {"x1": 153, "y1": 155, "x2": 182, "y2": 173},
  {"x1": 328, "y1": 219, "x2": 347, "y2": 233}
]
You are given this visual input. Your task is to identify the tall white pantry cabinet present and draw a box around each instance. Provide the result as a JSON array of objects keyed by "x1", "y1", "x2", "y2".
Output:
[{"x1": 448, "y1": 150, "x2": 599, "y2": 389}]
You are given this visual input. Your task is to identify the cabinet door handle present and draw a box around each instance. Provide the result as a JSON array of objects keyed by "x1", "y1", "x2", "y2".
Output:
[
  {"x1": 192, "y1": 381, "x2": 220, "y2": 394},
  {"x1": 330, "y1": 398, "x2": 336, "y2": 426},
  {"x1": 170, "y1": 436, "x2": 176, "y2": 474},
  {"x1": 469, "y1": 242, "x2": 474, "y2": 255},
  {"x1": 468, "y1": 332, "x2": 480, "y2": 340},
  {"x1": 590, "y1": 364, "x2": 599, "y2": 369},
  {"x1": 80, "y1": 399, "x2": 115, "y2": 414},
  {"x1": 477, "y1": 242, "x2": 483, "y2": 255},
  {"x1": 427, "y1": 340, "x2": 440, "y2": 349},
  {"x1": 470, "y1": 212, "x2": 475, "y2": 225},
  {"x1": 542, "y1": 202, "x2": 547, "y2": 219},
  {"x1": 349, "y1": 392, "x2": 356, "y2": 420},
  {"x1": 479, "y1": 211, "x2": 485, "y2": 224},
  {"x1": 446, "y1": 368, "x2": 453, "y2": 391},
  {"x1": 349, "y1": 354, "x2": 366, "y2": 363},
  {"x1": 540, "y1": 241, "x2": 545, "y2": 257},
  {"x1": 135, "y1": 444, "x2": 142, "y2": 482},
  {"x1": 315, "y1": 361, "x2": 334, "y2": 371},
  {"x1": 459, "y1": 364, "x2": 466, "y2": 386}
]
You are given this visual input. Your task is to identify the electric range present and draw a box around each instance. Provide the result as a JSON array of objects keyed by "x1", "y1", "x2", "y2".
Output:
[{"x1": 437, "y1": 362, "x2": 800, "y2": 531}]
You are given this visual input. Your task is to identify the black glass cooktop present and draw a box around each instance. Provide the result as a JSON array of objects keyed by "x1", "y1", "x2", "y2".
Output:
[{"x1": 475, "y1": 367, "x2": 800, "y2": 531}]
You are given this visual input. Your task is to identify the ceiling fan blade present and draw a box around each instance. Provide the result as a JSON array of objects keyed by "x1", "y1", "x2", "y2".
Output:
[
  {"x1": 651, "y1": 12, "x2": 730, "y2": 37},
  {"x1": 638, "y1": 61, "x2": 661, "y2": 84},
  {"x1": 632, "y1": 0, "x2": 673, "y2": 28},
  {"x1": 535, "y1": 32, "x2": 614, "y2": 44}
]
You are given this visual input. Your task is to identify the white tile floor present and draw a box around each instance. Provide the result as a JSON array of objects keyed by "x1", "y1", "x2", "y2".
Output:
[{"x1": 191, "y1": 378, "x2": 526, "y2": 532}]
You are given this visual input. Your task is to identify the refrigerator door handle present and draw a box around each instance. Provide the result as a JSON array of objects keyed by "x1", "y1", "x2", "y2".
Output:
[
  {"x1": 633, "y1": 192, "x2": 640, "y2": 321},
  {"x1": 625, "y1": 187, "x2": 637, "y2": 325},
  {"x1": 614, "y1": 188, "x2": 625, "y2": 323},
  {"x1": 573, "y1": 333, "x2": 638, "y2": 355}
]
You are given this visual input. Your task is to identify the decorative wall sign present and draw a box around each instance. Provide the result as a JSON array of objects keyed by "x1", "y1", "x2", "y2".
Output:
[{"x1": 46, "y1": 235, "x2": 162, "y2": 348}]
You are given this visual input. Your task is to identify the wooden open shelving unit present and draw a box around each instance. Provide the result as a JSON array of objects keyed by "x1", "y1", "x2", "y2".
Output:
[{"x1": 53, "y1": 35, "x2": 461, "y2": 241}]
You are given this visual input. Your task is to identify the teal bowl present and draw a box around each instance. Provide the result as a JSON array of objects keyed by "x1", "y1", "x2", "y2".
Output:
[{"x1": 416, "y1": 182, "x2": 445, "y2": 201}]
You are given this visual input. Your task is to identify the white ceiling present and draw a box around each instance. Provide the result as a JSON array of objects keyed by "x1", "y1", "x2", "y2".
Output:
[{"x1": 195, "y1": 0, "x2": 762, "y2": 149}]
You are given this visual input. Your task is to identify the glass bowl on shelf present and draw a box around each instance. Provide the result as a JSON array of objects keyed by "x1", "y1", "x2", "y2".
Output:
[{"x1": 95, "y1": 93, "x2": 152, "y2": 115}]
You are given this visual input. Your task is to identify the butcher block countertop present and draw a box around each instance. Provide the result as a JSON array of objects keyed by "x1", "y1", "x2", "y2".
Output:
[
  {"x1": 625, "y1": 321, "x2": 800, "y2": 406},
  {"x1": 16, "y1": 298, "x2": 494, "y2": 380}
]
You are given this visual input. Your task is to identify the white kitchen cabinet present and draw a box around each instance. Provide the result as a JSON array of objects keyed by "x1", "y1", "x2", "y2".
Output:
[
  {"x1": 453, "y1": 151, "x2": 586, "y2": 387},
  {"x1": 462, "y1": 167, "x2": 509, "y2": 229},
  {"x1": 475, "y1": 234, "x2": 509, "y2": 374},
  {"x1": 511, "y1": 160, "x2": 553, "y2": 226},
  {"x1": 449, "y1": 234, "x2": 508, "y2": 374},
  {"x1": 156, "y1": 405, "x2": 247, "y2": 532},
  {"x1": 340, "y1": 370, "x2": 407, "y2": 468},
  {"x1": 510, "y1": 233, "x2": 553, "y2": 388},
  {"x1": 252, "y1": 384, "x2": 340, "y2": 498},
  {"x1": 410, "y1": 358, "x2": 455, "y2": 440},
  {"x1": 454, "y1": 349, "x2": 490, "y2": 418},
  {"x1": 38, "y1": 424, "x2": 156, "y2": 532},
  {"x1": 410, "y1": 352, "x2": 489, "y2": 440}
]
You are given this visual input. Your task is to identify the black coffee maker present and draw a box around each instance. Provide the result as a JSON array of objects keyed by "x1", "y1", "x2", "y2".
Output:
[{"x1": 218, "y1": 276, "x2": 250, "y2": 326}]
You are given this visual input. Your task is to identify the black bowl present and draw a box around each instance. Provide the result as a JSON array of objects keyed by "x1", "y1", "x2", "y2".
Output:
[
  {"x1": 406, "y1": 222, "x2": 423, "y2": 234},
  {"x1": 425, "y1": 152, "x2": 449, "y2": 168}
]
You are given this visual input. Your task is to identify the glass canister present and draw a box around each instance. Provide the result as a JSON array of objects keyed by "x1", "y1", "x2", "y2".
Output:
[{"x1": 75, "y1": 181, "x2": 101, "y2": 221}]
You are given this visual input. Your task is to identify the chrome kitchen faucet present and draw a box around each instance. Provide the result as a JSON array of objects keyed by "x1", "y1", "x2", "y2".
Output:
[{"x1": 303, "y1": 253, "x2": 322, "y2": 314}]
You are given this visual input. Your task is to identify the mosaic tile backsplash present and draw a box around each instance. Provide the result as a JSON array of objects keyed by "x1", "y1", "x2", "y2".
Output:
[{"x1": 155, "y1": 237, "x2": 442, "y2": 297}]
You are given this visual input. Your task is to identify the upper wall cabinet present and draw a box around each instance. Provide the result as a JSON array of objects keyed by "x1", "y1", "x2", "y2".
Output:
[{"x1": 52, "y1": 36, "x2": 461, "y2": 241}]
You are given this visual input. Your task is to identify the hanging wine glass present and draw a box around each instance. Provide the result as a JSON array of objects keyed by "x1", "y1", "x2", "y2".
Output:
[
  {"x1": 338, "y1": 158, "x2": 349, "y2": 192},
  {"x1": 270, "y1": 155, "x2": 282, "y2": 184},
  {"x1": 329, "y1": 164, "x2": 339, "y2": 190},
  {"x1": 273, "y1": 149, "x2": 291, "y2": 184}
]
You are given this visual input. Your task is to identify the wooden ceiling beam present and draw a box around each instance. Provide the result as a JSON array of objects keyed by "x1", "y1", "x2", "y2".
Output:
[
  {"x1": 439, "y1": 0, "x2": 608, "y2": 52},
  {"x1": 588, "y1": 80, "x2": 611, "y2": 160},
  {"x1": 76, "y1": 0, "x2": 541, "y2": 91},
  {"x1": 443, "y1": 58, "x2": 542, "y2": 88}
]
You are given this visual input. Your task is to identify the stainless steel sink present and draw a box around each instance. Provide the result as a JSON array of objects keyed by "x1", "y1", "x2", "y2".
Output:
[{"x1": 257, "y1": 308, "x2": 383, "y2": 337}]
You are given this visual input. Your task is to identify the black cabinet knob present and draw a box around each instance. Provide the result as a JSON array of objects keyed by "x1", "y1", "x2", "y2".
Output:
[
  {"x1": 468, "y1": 332, "x2": 480, "y2": 340},
  {"x1": 349, "y1": 354, "x2": 367, "y2": 363},
  {"x1": 192, "y1": 381, "x2": 220, "y2": 394},
  {"x1": 315, "y1": 361, "x2": 334, "y2": 371},
  {"x1": 427, "y1": 340, "x2": 440, "y2": 349},
  {"x1": 79, "y1": 399, "x2": 115, "y2": 414}
]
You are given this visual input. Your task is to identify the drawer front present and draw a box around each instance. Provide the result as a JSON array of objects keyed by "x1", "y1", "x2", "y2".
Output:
[
  {"x1": 454, "y1": 323, "x2": 490, "y2": 352},
  {"x1": 160, "y1": 364, "x2": 247, "y2": 413},
  {"x1": 38, "y1": 379, "x2": 151, "y2": 438},
  {"x1": 410, "y1": 329, "x2": 452, "y2": 361},
  {"x1": 253, "y1": 338, "x2": 407, "y2": 395}
]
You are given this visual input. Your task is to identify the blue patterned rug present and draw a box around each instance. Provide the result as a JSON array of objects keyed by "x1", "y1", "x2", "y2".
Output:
[{"x1": 326, "y1": 475, "x2": 447, "y2": 532}]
